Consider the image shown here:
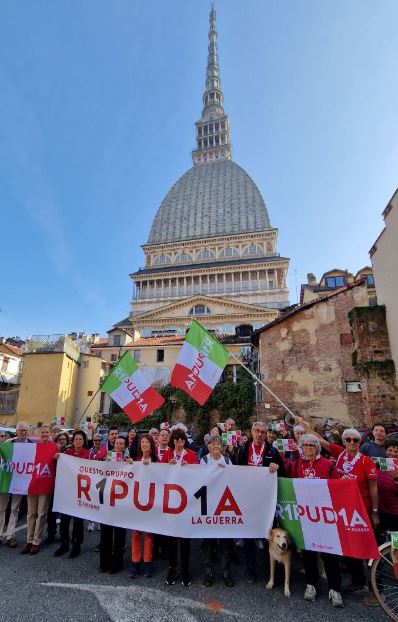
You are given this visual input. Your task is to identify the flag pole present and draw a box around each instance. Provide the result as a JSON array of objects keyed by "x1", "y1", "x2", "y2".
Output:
[
  {"x1": 229, "y1": 352, "x2": 296, "y2": 419},
  {"x1": 75, "y1": 387, "x2": 102, "y2": 427}
]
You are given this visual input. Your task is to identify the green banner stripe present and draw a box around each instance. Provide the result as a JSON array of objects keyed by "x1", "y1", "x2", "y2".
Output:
[
  {"x1": 0, "y1": 442, "x2": 14, "y2": 493},
  {"x1": 185, "y1": 320, "x2": 229, "y2": 368},
  {"x1": 276, "y1": 477, "x2": 305, "y2": 550},
  {"x1": 101, "y1": 352, "x2": 138, "y2": 394}
]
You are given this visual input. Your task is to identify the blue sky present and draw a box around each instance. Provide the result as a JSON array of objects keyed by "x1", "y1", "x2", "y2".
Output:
[{"x1": 1, "y1": 0, "x2": 397, "y2": 339}]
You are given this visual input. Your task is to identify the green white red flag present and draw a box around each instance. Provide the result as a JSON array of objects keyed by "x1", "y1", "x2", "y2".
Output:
[
  {"x1": 101, "y1": 351, "x2": 164, "y2": 424},
  {"x1": 171, "y1": 320, "x2": 230, "y2": 405},
  {"x1": 0, "y1": 441, "x2": 57, "y2": 495},
  {"x1": 372, "y1": 456, "x2": 398, "y2": 472},
  {"x1": 277, "y1": 477, "x2": 380, "y2": 559}
]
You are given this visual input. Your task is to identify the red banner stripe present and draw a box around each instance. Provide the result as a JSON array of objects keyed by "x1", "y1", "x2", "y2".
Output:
[
  {"x1": 171, "y1": 363, "x2": 213, "y2": 405},
  {"x1": 28, "y1": 442, "x2": 57, "y2": 495},
  {"x1": 328, "y1": 479, "x2": 380, "y2": 559},
  {"x1": 122, "y1": 387, "x2": 165, "y2": 424}
]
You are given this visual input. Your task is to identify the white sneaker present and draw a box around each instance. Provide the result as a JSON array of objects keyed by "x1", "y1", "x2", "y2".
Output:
[
  {"x1": 329, "y1": 589, "x2": 344, "y2": 608},
  {"x1": 304, "y1": 584, "x2": 317, "y2": 602},
  {"x1": 87, "y1": 521, "x2": 94, "y2": 532}
]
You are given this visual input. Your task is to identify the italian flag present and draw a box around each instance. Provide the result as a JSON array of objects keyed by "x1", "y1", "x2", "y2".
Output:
[
  {"x1": 0, "y1": 442, "x2": 57, "y2": 495},
  {"x1": 277, "y1": 478, "x2": 380, "y2": 559},
  {"x1": 171, "y1": 320, "x2": 230, "y2": 405},
  {"x1": 101, "y1": 352, "x2": 164, "y2": 423}
]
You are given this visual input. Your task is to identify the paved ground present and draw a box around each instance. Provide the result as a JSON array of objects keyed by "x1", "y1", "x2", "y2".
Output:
[{"x1": 0, "y1": 523, "x2": 388, "y2": 622}]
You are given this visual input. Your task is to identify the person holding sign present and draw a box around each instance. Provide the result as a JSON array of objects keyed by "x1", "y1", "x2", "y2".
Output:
[
  {"x1": 54, "y1": 430, "x2": 90, "y2": 559},
  {"x1": 296, "y1": 416, "x2": 378, "y2": 594},
  {"x1": 130, "y1": 434, "x2": 157, "y2": 579},
  {"x1": 98, "y1": 435, "x2": 129, "y2": 574},
  {"x1": 237, "y1": 421, "x2": 284, "y2": 584},
  {"x1": 200, "y1": 434, "x2": 235, "y2": 588},
  {"x1": 291, "y1": 434, "x2": 343, "y2": 607},
  {"x1": 161, "y1": 428, "x2": 199, "y2": 587}
]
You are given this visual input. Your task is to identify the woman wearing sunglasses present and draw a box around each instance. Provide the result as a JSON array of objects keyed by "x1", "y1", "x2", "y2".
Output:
[{"x1": 295, "y1": 417, "x2": 378, "y2": 594}]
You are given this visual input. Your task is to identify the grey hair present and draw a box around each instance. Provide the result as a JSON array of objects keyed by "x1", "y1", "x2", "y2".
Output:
[
  {"x1": 293, "y1": 424, "x2": 305, "y2": 433},
  {"x1": 299, "y1": 434, "x2": 321, "y2": 456},
  {"x1": 208, "y1": 434, "x2": 222, "y2": 445},
  {"x1": 342, "y1": 428, "x2": 361, "y2": 441},
  {"x1": 16, "y1": 421, "x2": 29, "y2": 430},
  {"x1": 251, "y1": 421, "x2": 265, "y2": 429}
]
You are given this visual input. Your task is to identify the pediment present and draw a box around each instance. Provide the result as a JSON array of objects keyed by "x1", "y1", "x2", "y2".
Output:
[{"x1": 132, "y1": 294, "x2": 277, "y2": 322}]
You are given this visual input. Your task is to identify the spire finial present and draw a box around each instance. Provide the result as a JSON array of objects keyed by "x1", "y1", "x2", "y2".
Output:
[{"x1": 192, "y1": 2, "x2": 232, "y2": 165}]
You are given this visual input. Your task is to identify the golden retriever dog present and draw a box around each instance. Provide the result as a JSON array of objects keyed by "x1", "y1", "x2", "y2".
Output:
[{"x1": 266, "y1": 528, "x2": 292, "y2": 597}]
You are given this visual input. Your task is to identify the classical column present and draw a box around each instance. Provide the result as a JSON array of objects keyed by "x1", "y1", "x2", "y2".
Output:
[
  {"x1": 240, "y1": 272, "x2": 243, "y2": 292},
  {"x1": 161, "y1": 279, "x2": 164, "y2": 298},
  {"x1": 257, "y1": 270, "x2": 260, "y2": 290}
]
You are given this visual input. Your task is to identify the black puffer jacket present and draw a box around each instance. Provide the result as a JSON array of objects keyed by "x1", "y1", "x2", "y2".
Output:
[{"x1": 237, "y1": 439, "x2": 285, "y2": 475}]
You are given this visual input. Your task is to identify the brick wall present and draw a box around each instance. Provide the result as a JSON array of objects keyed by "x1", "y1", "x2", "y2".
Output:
[{"x1": 257, "y1": 283, "x2": 372, "y2": 427}]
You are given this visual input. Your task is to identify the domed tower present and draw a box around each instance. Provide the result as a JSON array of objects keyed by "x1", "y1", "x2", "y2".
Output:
[{"x1": 123, "y1": 3, "x2": 290, "y2": 338}]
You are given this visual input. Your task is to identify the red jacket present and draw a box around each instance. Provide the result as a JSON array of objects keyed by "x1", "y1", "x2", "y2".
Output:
[
  {"x1": 64, "y1": 447, "x2": 90, "y2": 459},
  {"x1": 161, "y1": 448, "x2": 199, "y2": 464}
]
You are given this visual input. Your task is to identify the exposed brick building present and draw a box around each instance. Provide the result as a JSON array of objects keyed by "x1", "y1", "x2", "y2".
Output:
[{"x1": 253, "y1": 281, "x2": 398, "y2": 428}]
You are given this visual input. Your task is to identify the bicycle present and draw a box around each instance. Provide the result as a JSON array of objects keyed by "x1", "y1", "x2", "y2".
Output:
[{"x1": 369, "y1": 541, "x2": 398, "y2": 622}]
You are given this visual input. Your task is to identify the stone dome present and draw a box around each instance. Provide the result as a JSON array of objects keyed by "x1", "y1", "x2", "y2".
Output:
[{"x1": 147, "y1": 159, "x2": 271, "y2": 245}]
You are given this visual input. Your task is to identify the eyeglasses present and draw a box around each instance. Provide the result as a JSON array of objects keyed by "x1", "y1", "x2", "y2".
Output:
[
  {"x1": 302, "y1": 443, "x2": 316, "y2": 448},
  {"x1": 344, "y1": 437, "x2": 360, "y2": 444}
]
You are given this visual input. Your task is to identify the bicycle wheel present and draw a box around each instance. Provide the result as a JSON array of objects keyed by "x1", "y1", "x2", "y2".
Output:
[{"x1": 370, "y1": 542, "x2": 398, "y2": 622}]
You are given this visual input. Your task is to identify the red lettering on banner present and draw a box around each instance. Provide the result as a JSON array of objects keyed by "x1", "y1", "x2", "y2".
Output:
[
  {"x1": 163, "y1": 484, "x2": 187, "y2": 514},
  {"x1": 77, "y1": 474, "x2": 92, "y2": 501},
  {"x1": 110, "y1": 479, "x2": 128, "y2": 506},
  {"x1": 306, "y1": 505, "x2": 321, "y2": 523},
  {"x1": 322, "y1": 507, "x2": 337, "y2": 524},
  {"x1": 214, "y1": 486, "x2": 242, "y2": 516},
  {"x1": 133, "y1": 481, "x2": 155, "y2": 511}
]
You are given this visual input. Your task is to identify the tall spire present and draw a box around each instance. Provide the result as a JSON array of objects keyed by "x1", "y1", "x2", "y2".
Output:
[{"x1": 192, "y1": 1, "x2": 232, "y2": 165}]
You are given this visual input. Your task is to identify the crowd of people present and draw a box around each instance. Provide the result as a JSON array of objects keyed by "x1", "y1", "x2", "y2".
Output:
[{"x1": 1, "y1": 416, "x2": 396, "y2": 609}]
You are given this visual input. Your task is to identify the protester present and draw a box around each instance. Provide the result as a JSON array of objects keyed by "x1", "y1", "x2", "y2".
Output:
[
  {"x1": 20, "y1": 424, "x2": 57, "y2": 555},
  {"x1": 361, "y1": 423, "x2": 387, "y2": 458},
  {"x1": 149, "y1": 428, "x2": 159, "y2": 446},
  {"x1": 98, "y1": 435, "x2": 128, "y2": 573},
  {"x1": 157, "y1": 428, "x2": 170, "y2": 462},
  {"x1": 89, "y1": 434, "x2": 103, "y2": 459},
  {"x1": 266, "y1": 427, "x2": 277, "y2": 444},
  {"x1": 55, "y1": 430, "x2": 90, "y2": 558},
  {"x1": 0, "y1": 422, "x2": 31, "y2": 548},
  {"x1": 129, "y1": 434, "x2": 157, "y2": 579},
  {"x1": 292, "y1": 434, "x2": 343, "y2": 607},
  {"x1": 46, "y1": 431, "x2": 69, "y2": 543},
  {"x1": 127, "y1": 427, "x2": 139, "y2": 459},
  {"x1": 162, "y1": 428, "x2": 199, "y2": 586},
  {"x1": 95, "y1": 425, "x2": 119, "y2": 460},
  {"x1": 200, "y1": 434, "x2": 234, "y2": 587},
  {"x1": 237, "y1": 421, "x2": 284, "y2": 583},
  {"x1": 377, "y1": 438, "x2": 398, "y2": 537},
  {"x1": 297, "y1": 417, "x2": 378, "y2": 593}
]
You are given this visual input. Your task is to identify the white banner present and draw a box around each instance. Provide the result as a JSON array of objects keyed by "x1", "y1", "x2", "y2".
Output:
[{"x1": 53, "y1": 455, "x2": 277, "y2": 538}]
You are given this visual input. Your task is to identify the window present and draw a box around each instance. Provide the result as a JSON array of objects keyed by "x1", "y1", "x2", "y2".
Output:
[
  {"x1": 87, "y1": 390, "x2": 94, "y2": 396},
  {"x1": 153, "y1": 255, "x2": 171, "y2": 265},
  {"x1": 197, "y1": 249, "x2": 215, "y2": 260},
  {"x1": 346, "y1": 381, "x2": 361, "y2": 393},
  {"x1": 219, "y1": 247, "x2": 238, "y2": 258},
  {"x1": 189, "y1": 305, "x2": 211, "y2": 315},
  {"x1": 175, "y1": 252, "x2": 192, "y2": 263},
  {"x1": 1, "y1": 356, "x2": 9, "y2": 372},
  {"x1": 243, "y1": 244, "x2": 263, "y2": 255},
  {"x1": 133, "y1": 350, "x2": 141, "y2": 362},
  {"x1": 157, "y1": 349, "x2": 165, "y2": 362},
  {"x1": 113, "y1": 335, "x2": 121, "y2": 347},
  {"x1": 325, "y1": 276, "x2": 346, "y2": 287},
  {"x1": 365, "y1": 274, "x2": 375, "y2": 286},
  {"x1": 110, "y1": 354, "x2": 117, "y2": 362},
  {"x1": 269, "y1": 281, "x2": 274, "y2": 289}
]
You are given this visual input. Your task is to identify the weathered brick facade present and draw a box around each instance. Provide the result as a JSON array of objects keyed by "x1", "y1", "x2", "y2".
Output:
[
  {"x1": 349, "y1": 305, "x2": 397, "y2": 426},
  {"x1": 254, "y1": 282, "x2": 398, "y2": 428}
]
